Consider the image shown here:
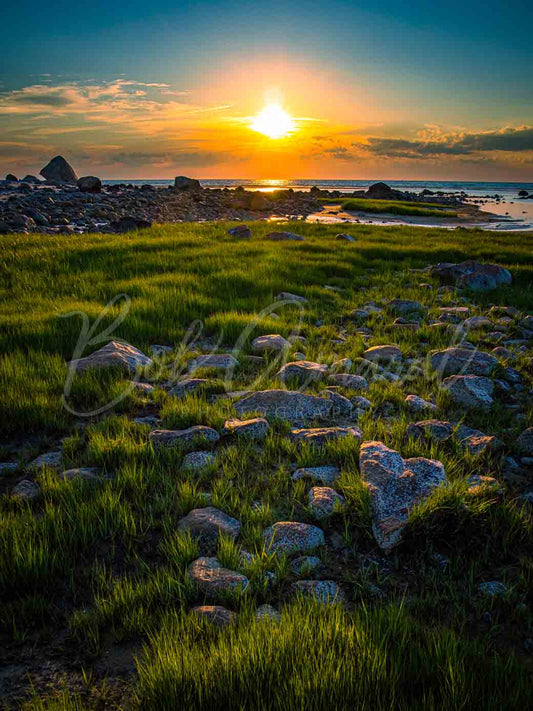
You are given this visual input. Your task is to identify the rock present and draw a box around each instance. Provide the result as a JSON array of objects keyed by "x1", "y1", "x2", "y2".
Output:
[
  {"x1": 263, "y1": 521, "x2": 325, "y2": 555},
  {"x1": 516, "y1": 428, "x2": 533, "y2": 456},
  {"x1": 191, "y1": 605, "x2": 237, "y2": 626},
  {"x1": 336, "y1": 233, "x2": 355, "y2": 242},
  {"x1": 405, "y1": 395, "x2": 437, "y2": 412},
  {"x1": 491, "y1": 347, "x2": 514, "y2": 361},
  {"x1": 429, "y1": 261, "x2": 512, "y2": 292},
  {"x1": 111, "y1": 216, "x2": 152, "y2": 232},
  {"x1": 387, "y1": 299, "x2": 424, "y2": 315},
  {"x1": 134, "y1": 416, "x2": 159, "y2": 428},
  {"x1": 178, "y1": 507, "x2": 241, "y2": 541},
  {"x1": 277, "y1": 360, "x2": 328, "y2": 384},
  {"x1": 352, "y1": 395, "x2": 372, "y2": 410},
  {"x1": 518, "y1": 190, "x2": 529, "y2": 198},
  {"x1": 292, "y1": 466, "x2": 340, "y2": 485},
  {"x1": 323, "y1": 391, "x2": 354, "y2": 416},
  {"x1": 61, "y1": 467, "x2": 102, "y2": 481},
  {"x1": 0, "y1": 462, "x2": 18, "y2": 475},
  {"x1": 5, "y1": 173, "x2": 18, "y2": 181},
  {"x1": 181, "y1": 451, "x2": 217, "y2": 471},
  {"x1": 28, "y1": 451, "x2": 62, "y2": 471},
  {"x1": 40, "y1": 155, "x2": 77, "y2": 184},
  {"x1": 174, "y1": 176, "x2": 202, "y2": 191},
  {"x1": 463, "y1": 316, "x2": 493, "y2": 330},
  {"x1": 430, "y1": 347, "x2": 497, "y2": 377},
  {"x1": 477, "y1": 581, "x2": 508, "y2": 598},
  {"x1": 68, "y1": 340, "x2": 153, "y2": 374},
  {"x1": 365, "y1": 182, "x2": 397, "y2": 199},
  {"x1": 227, "y1": 224, "x2": 251, "y2": 238},
  {"x1": 168, "y1": 378, "x2": 217, "y2": 398},
  {"x1": 251, "y1": 334, "x2": 291, "y2": 354},
  {"x1": 290, "y1": 556, "x2": 323, "y2": 576},
  {"x1": 308, "y1": 487, "x2": 345, "y2": 519},
  {"x1": 150, "y1": 344, "x2": 173, "y2": 357},
  {"x1": 21, "y1": 175, "x2": 41, "y2": 184},
  {"x1": 363, "y1": 345, "x2": 402, "y2": 364},
  {"x1": 189, "y1": 353, "x2": 239, "y2": 372},
  {"x1": 188, "y1": 557, "x2": 248, "y2": 596},
  {"x1": 150, "y1": 426, "x2": 220, "y2": 449},
  {"x1": 359, "y1": 441, "x2": 447, "y2": 550},
  {"x1": 328, "y1": 373, "x2": 368, "y2": 390},
  {"x1": 330, "y1": 358, "x2": 353, "y2": 373},
  {"x1": 289, "y1": 426, "x2": 362, "y2": 446},
  {"x1": 222, "y1": 417, "x2": 269, "y2": 440},
  {"x1": 12, "y1": 479, "x2": 40, "y2": 500},
  {"x1": 77, "y1": 176, "x2": 102, "y2": 193},
  {"x1": 266, "y1": 231, "x2": 304, "y2": 241},
  {"x1": 234, "y1": 389, "x2": 332, "y2": 425},
  {"x1": 131, "y1": 382, "x2": 155, "y2": 396},
  {"x1": 276, "y1": 292, "x2": 307, "y2": 303},
  {"x1": 293, "y1": 580, "x2": 346, "y2": 605},
  {"x1": 467, "y1": 474, "x2": 500, "y2": 492},
  {"x1": 255, "y1": 604, "x2": 281, "y2": 622},
  {"x1": 406, "y1": 420, "x2": 499, "y2": 454},
  {"x1": 437, "y1": 306, "x2": 470, "y2": 321},
  {"x1": 442, "y1": 375, "x2": 493, "y2": 410}
]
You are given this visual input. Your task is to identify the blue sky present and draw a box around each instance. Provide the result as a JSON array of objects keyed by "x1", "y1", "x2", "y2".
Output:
[{"x1": 1, "y1": 1, "x2": 531, "y2": 178}]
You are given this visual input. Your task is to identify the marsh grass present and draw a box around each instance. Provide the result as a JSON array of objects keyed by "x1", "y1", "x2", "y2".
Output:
[{"x1": 318, "y1": 197, "x2": 458, "y2": 217}]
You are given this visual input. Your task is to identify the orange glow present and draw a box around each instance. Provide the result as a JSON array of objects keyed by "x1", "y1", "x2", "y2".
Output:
[{"x1": 250, "y1": 104, "x2": 295, "y2": 139}]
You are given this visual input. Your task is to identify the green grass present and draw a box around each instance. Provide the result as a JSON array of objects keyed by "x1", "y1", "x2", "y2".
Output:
[
  {"x1": 318, "y1": 197, "x2": 458, "y2": 217},
  {"x1": 0, "y1": 221, "x2": 532, "y2": 708}
]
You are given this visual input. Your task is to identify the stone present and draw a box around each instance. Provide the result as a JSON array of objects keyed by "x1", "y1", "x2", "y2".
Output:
[
  {"x1": 77, "y1": 176, "x2": 101, "y2": 193},
  {"x1": 191, "y1": 605, "x2": 236, "y2": 626},
  {"x1": 387, "y1": 299, "x2": 424, "y2": 315},
  {"x1": 263, "y1": 522, "x2": 325, "y2": 555},
  {"x1": 292, "y1": 466, "x2": 340, "y2": 486},
  {"x1": 150, "y1": 426, "x2": 220, "y2": 448},
  {"x1": 188, "y1": 557, "x2": 248, "y2": 596},
  {"x1": 363, "y1": 345, "x2": 402, "y2": 364},
  {"x1": 516, "y1": 428, "x2": 533, "y2": 456},
  {"x1": 277, "y1": 360, "x2": 328, "y2": 384},
  {"x1": 442, "y1": 375, "x2": 493, "y2": 410},
  {"x1": 251, "y1": 334, "x2": 291, "y2": 354},
  {"x1": 178, "y1": 507, "x2": 241, "y2": 541},
  {"x1": 134, "y1": 416, "x2": 159, "y2": 428},
  {"x1": 366, "y1": 182, "x2": 398, "y2": 199},
  {"x1": 467, "y1": 474, "x2": 500, "y2": 492},
  {"x1": 234, "y1": 389, "x2": 332, "y2": 425},
  {"x1": 293, "y1": 580, "x2": 346, "y2": 605},
  {"x1": 352, "y1": 395, "x2": 372, "y2": 410},
  {"x1": 330, "y1": 358, "x2": 353, "y2": 373},
  {"x1": 68, "y1": 340, "x2": 152, "y2": 374},
  {"x1": 328, "y1": 373, "x2": 368, "y2": 390},
  {"x1": 28, "y1": 451, "x2": 62, "y2": 471},
  {"x1": 40, "y1": 155, "x2": 77, "y2": 184},
  {"x1": 131, "y1": 382, "x2": 155, "y2": 395},
  {"x1": 430, "y1": 347, "x2": 497, "y2": 377},
  {"x1": 181, "y1": 451, "x2": 217, "y2": 471},
  {"x1": 491, "y1": 347, "x2": 514, "y2": 360},
  {"x1": 174, "y1": 176, "x2": 202, "y2": 191},
  {"x1": 405, "y1": 394, "x2": 437, "y2": 412},
  {"x1": 222, "y1": 417, "x2": 269, "y2": 440},
  {"x1": 255, "y1": 604, "x2": 281, "y2": 622},
  {"x1": 227, "y1": 224, "x2": 251, "y2": 238},
  {"x1": 308, "y1": 487, "x2": 345, "y2": 519},
  {"x1": 276, "y1": 292, "x2": 307, "y2": 303},
  {"x1": 5, "y1": 173, "x2": 18, "y2": 181},
  {"x1": 266, "y1": 231, "x2": 304, "y2": 241},
  {"x1": 61, "y1": 467, "x2": 102, "y2": 481},
  {"x1": 21, "y1": 174, "x2": 41, "y2": 184},
  {"x1": 150, "y1": 344, "x2": 173, "y2": 356},
  {"x1": 0, "y1": 462, "x2": 19, "y2": 475},
  {"x1": 336, "y1": 233, "x2": 355, "y2": 242},
  {"x1": 463, "y1": 316, "x2": 493, "y2": 330},
  {"x1": 189, "y1": 354, "x2": 238, "y2": 371},
  {"x1": 323, "y1": 391, "x2": 354, "y2": 416},
  {"x1": 111, "y1": 217, "x2": 152, "y2": 232},
  {"x1": 429, "y1": 261, "x2": 512, "y2": 292},
  {"x1": 12, "y1": 479, "x2": 40, "y2": 500},
  {"x1": 290, "y1": 556, "x2": 323, "y2": 576},
  {"x1": 437, "y1": 306, "x2": 470, "y2": 321},
  {"x1": 360, "y1": 441, "x2": 447, "y2": 551},
  {"x1": 168, "y1": 378, "x2": 217, "y2": 398},
  {"x1": 289, "y1": 426, "x2": 362, "y2": 446},
  {"x1": 477, "y1": 581, "x2": 508, "y2": 597}
]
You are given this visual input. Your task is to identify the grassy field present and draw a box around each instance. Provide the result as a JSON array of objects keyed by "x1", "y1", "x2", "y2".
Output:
[
  {"x1": 0, "y1": 221, "x2": 532, "y2": 709},
  {"x1": 318, "y1": 197, "x2": 458, "y2": 217}
]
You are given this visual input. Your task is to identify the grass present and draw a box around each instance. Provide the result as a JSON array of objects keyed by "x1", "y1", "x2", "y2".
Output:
[
  {"x1": 0, "y1": 221, "x2": 532, "y2": 709},
  {"x1": 318, "y1": 197, "x2": 458, "y2": 217}
]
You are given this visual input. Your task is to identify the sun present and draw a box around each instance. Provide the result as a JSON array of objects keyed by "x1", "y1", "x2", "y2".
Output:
[{"x1": 250, "y1": 104, "x2": 295, "y2": 139}]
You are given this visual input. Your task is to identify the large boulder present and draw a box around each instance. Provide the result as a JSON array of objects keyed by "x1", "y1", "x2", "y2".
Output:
[
  {"x1": 365, "y1": 182, "x2": 399, "y2": 200},
  {"x1": 360, "y1": 441, "x2": 447, "y2": 551},
  {"x1": 5, "y1": 174, "x2": 18, "y2": 182},
  {"x1": 234, "y1": 389, "x2": 332, "y2": 425},
  {"x1": 174, "y1": 176, "x2": 202, "y2": 191},
  {"x1": 77, "y1": 176, "x2": 102, "y2": 193},
  {"x1": 430, "y1": 347, "x2": 498, "y2": 377},
  {"x1": 429, "y1": 261, "x2": 512, "y2": 292},
  {"x1": 67, "y1": 340, "x2": 152, "y2": 373},
  {"x1": 40, "y1": 155, "x2": 77, "y2": 184}
]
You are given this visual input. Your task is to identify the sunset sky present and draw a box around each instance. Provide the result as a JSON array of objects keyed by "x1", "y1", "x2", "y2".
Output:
[{"x1": 1, "y1": 0, "x2": 532, "y2": 180}]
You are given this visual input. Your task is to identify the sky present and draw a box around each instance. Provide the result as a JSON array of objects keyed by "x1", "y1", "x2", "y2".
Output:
[{"x1": 1, "y1": 0, "x2": 532, "y2": 180}]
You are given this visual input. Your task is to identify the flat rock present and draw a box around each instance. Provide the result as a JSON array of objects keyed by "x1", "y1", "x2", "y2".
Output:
[
  {"x1": 308, "y1": 487, "x2": 345, "y2": 519},
  {"x1": 387, "y1": 299, "x2": 424, "y2": 314},
  {"x1": 191, "y1": 605, "x2": 237, "y2": 626},
  {"x1": 277, "y1": 361, "x2": 328, "y2": 383},
  {"x1": 68, "y1": 340, "x2": 152, "y2": 374},
  {"x1": 222, "y1": 417, "x2": 269, "y2": 440},
  {"x1": 437, "y1": 306, "x2": 470, "y2": 321},
  {"x1": 234, "y1": 389, "x2": 332, "y2": 425},
  {"x1": 188, "y1": 557, "x2": 248, "y2": 597},
  {"x1": 61, "y1": 467, "x2": 102, "y2": 481},
  {"x1": 289, "y1": 426, "x2": 362, "y2": 446},
  {"x1": 263, "y1": 521, "x2": 325, "y2": 555},
  {"x1": 293, "y1": 580, "x2": 346, "y2": 605},
  {"x1": 430, "y1": 347, "x2": 497, "y2": 377},
  {"x1": 442, "y1": 375, "x2": 494, "y2": 410},
  {"x1": 363, "y1": 345, "x2": 402, "y2": 364},
  {"x1": 276, "y1": 292, "x2": 307, "y2": 303},
  {"x1": 178, "y1": 507, "x2": 241, "y2": 541},
  {"x1": 168, "y1": 378, "x2": 217, "y2": 398},
  {"x1": 181, "y1": 451, "x2": 217, "y2": 471},
  {"x1": 360, "y1": 441, "x2": 447, "y2": 551},
  {"x1": 189, "y1": 354, "x2": 238, "y2": 371},
  {"x1": 251, "y1": 334, "x2": 291, "y2": 354},
  {"x1": 328, "y1": 373, "x2": 368, "y2": 390},
  {"x1": 150, "y1": 426, "x2": 220, "y2": 448},
  {"x1": 12, "y1": 479, "x2": 40, "y2": 500},
  {"x1": 266, "y1": 231, "x2": 304, "y2": 241},
  {"x1": 463, "y1": 316, "x2": 493, "y2": 330},
  {"x1": 292, "y1": 466, "x2": 340, "y2": 485},
  {"x1": 430, "y1": 261, "x2": 512, "y2": 292},
  {"x1": 28, "y1": 451, "x2": 62, "y2": 471},
  {"x1": 405, "y1": 394, "x2": 437, "y2": 412}
]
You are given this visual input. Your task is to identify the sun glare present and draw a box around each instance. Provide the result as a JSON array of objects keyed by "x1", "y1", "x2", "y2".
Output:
[{"x1": 251, "y1": 104, "x2": 295, "y2": 139}]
